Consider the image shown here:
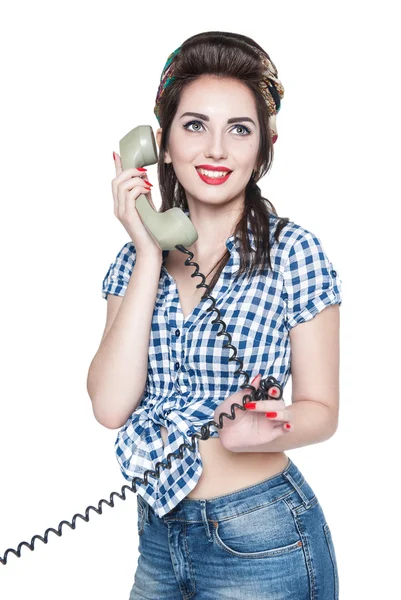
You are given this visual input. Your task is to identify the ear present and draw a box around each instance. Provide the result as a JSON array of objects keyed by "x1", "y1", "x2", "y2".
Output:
[{"x1": 156, "y1": 127, "x2": 172, "y2": 164}]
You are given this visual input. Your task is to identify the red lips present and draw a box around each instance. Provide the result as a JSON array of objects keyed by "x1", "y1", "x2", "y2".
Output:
[
  {"x1": 196, "y1": 164, "x2": 232, "y2": 172},
  {"x1": 196, "y1": 169, "x2": 232, "y2": 185}
]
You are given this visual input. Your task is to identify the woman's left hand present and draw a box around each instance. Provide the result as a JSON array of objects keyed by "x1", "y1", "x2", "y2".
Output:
[{"x1": 213, "y1": 374, "x2": 293, "y2": 452}]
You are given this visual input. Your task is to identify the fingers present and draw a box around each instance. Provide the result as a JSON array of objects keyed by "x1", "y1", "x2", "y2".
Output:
[
  {"x1": 266, "y1": 408, "x2": 292, "y2": 422},
  {"x1": 112, "y1": 152, "x2": 148, "y2": 191},
  {"x1": 244, "y1": 374, "x2": 282, "y2": 400},
  {"x1": 111, "y1": 153, "x2": 152, "y2": 215},
  {"x1": 114, "y1": 151, "x2": 123, "y2": 177},
  {"x1": 243, "y1": 399, "x2": 292, "y2": 422},
  {"x1": 113, "y1": 152, "x2": 147, "y2": 182}
]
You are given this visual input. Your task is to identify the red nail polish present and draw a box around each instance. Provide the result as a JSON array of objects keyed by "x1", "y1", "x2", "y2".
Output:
[
  {"x1": 285, "y1": 423, "x2": 292, "y2": 429},
  {"x1": 244, "y1": 402, "x2": 256, "y2": 409},
  {"x1": 143, "y1": 180, "x2": 153, "y2": 186},
  {"x1": 137, "y1": 167, "x2": 147, "y2": 171},
  {"x1": 251, "y1": 374, "x2": 260, "y2": 384},
  {"x1": 113, "y1": 151, "x2": 116, "y2": 161},
  {"x1": 265, "y1": 412, "x2": 277, "y2": 418}
]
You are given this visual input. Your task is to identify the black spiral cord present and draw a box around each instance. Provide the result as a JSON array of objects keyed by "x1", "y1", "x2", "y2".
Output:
[{"x1": 0, "y1": 244, "x2": 283, "y2": 566}]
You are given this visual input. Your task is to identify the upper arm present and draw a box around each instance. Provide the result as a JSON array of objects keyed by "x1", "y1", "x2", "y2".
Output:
[
  {"x1": 289, "y1": 304, "x2": 340, "y2": 422},
  {"x1": 282, "y1": 229, "x2": 342, "y2": 422},
  {"x1": 100, "y1": 241, "x2": 136, "y2": 345},
  {"x1": 100, "y1": 294, "x2": 124, "y2": 345}
]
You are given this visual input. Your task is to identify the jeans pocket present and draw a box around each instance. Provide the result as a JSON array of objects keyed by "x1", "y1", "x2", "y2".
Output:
[
  {"x1": 213, "y1": 494, "x2": 304, "y2": 559},
  {"x1": 323, "y1": 522, "x2": 339, "y2": 599}
]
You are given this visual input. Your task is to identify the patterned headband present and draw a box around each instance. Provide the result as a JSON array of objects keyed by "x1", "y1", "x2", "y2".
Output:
[{"x1": 153, "y1": 44, "x2": 285, "y2": 142}]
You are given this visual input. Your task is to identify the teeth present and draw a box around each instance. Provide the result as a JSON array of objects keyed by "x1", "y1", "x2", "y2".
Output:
[{"x1": 197, "y1": 168, "x2": 230, "y2": 178}]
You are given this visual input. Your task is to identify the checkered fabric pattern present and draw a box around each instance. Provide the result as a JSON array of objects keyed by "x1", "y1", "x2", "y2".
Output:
[{"x1": 101, "y1": 210, "x2": 342, "y2": 517}]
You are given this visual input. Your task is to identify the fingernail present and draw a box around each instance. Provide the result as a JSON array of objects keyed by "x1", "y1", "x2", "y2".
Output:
[
  {"x1": 251, "y1": 374, "x2": 260, "y2": 384},
  {"x1": 285, "y1": 423, "x2": 292, "y2": 430},
  {"x1": 137, "y1": 167, "x2": 147, "y2": 171},
  {"x1": 244, "y1": 402, "x2": 256, "y2": 409},
  {"x1": 143, "y1": 180, "x2": 153, "y2": 186},
  {"x1": 269, "y1": 388, "x2": 279, "y2": 396},
  {"x1": 265, "y1": 412, "x2": 277, "y2": 418},
  {"x1": 113, "y1": 151, "x2": 116, "y2": 161}
]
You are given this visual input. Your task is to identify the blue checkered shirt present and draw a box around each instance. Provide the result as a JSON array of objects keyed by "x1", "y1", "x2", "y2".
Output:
[{"x1": 101, "y1": 211, "x2": 342, "y2": 517}]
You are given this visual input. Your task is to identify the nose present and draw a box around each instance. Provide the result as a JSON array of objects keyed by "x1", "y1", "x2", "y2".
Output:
[{"x1": 204, "y1": 132, "x2": 228, "y2": 160}]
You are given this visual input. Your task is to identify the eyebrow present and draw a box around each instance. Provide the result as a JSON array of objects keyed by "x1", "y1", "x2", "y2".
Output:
[{"x1": 179, "y1": 111, "x2": 256, "y2": 126}]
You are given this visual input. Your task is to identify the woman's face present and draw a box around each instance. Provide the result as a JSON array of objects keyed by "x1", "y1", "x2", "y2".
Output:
[{"x1": 159, "y1": 75, "x2": 261, "y2": 209}]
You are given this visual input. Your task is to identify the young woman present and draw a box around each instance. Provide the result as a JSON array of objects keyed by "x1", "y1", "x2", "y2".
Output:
[{"x1": 87, "y1": 31, "x2": 342, "y2": 599}]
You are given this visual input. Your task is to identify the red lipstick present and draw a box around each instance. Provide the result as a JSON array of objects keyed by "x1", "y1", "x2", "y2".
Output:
[
  {"x1": 196, "y1": 164, "x2": 232, "y2": 172},
  {"x1": 196, "y1": 169, "x2": 232, "y2": 185}
]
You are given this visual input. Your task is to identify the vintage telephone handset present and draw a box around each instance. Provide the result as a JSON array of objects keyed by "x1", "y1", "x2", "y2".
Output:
[{"x1": 0, "y1": 125, "x2": 283, "y2": 565}]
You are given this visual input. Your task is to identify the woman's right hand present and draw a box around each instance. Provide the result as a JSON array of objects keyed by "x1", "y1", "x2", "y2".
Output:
[{"x1": 111, "y1": 152, "x2": 163, "y2": 257}]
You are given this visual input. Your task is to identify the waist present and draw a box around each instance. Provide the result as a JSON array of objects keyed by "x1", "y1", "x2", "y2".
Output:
[
  {"x1": 160, "y1": 424, "x2": 288, "y2": 500},
  {"x1": 158, "y1": 457, "x2": 311, "y2": 522}
]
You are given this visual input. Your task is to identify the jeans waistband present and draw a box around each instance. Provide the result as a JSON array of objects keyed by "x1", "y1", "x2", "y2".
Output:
[{"x1": 158, "y1": 457, "x2": 309, "y2": 524}]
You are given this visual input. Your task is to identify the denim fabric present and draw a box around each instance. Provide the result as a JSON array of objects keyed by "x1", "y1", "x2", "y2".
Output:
[{"x1": 129, "y1": 458, "x2": 339, "y2": 599}]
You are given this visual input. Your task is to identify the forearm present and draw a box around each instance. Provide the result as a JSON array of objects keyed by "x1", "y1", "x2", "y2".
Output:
[
  {"x1": 232, "y1": 400, "x2": 338, "y2": 453},
  {"x1": 87, "y1": 252, "x2": 163, "y2": 429}
]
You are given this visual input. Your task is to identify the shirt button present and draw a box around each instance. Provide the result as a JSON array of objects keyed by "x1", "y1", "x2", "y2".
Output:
[
  {"x1": 175, "y1": 329, "x2": 180, "y2": 337},
  {"x1": 175, "y1": 362, "x2": 180, "y2": 370},
  {"x1": 186, "y1": 429, "x2": 192, "y2": 436},
  {"x1": 331, "y1": 270, "x2": 337, "y2": 277}
]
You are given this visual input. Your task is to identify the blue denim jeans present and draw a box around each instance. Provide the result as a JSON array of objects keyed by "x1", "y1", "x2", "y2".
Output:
[{"x1": 130, "y1": 457, "x2": 339, "y2": 599}]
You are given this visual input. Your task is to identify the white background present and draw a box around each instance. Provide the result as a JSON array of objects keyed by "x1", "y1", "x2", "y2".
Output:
[{"x1": 0, "y1": 1, "x2": 399, "y2": 598}]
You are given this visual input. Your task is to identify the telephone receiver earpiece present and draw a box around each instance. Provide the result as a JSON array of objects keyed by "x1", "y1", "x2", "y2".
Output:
[{"x1": 119, "y1": 125, "x2": 198, "y2": 250}]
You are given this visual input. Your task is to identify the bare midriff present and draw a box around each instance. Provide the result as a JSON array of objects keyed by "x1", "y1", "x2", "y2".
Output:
[
  {"x1": 160, "y1": 425, "x2": 289, "y2": 499},
  {"x1": 161, "y1": 248, "x2": 289, "y2": 500}
]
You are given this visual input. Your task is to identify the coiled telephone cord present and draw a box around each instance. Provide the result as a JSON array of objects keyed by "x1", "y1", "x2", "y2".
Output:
[{"x1": 0, "y1": 244, "x2": 283, "y2": 565}]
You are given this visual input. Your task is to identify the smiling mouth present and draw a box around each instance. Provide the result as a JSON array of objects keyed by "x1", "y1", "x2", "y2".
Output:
[{"x1": 195, "y1": 167, "x2": 233, "y2": 185}]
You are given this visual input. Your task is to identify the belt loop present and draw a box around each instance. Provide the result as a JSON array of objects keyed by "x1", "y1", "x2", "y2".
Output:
[
  {"x1": 283, "y1": 471, "x2": 311, "y2": 509},
  {"x1": 199, "y1": 500, "x2": 212, "y2": 541}
]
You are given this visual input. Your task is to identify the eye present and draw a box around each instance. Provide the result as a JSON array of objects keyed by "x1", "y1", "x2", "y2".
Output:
[
  {"x1": 183, "y1": 120, "x2": 204, "y2": 132},
  {"x1": 232, "y1": 124, "x2": 251, "y2": 135},
  {"x1": 183, "y1": 120, "x2": 251, "y2": 136}
]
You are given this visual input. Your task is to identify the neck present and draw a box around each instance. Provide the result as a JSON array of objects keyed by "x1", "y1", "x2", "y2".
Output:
[{"x1": 185, "y1": 200, "x2": 244, "y2": 256}]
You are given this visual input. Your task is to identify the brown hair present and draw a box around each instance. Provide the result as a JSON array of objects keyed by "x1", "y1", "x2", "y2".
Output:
[{"x1": 156, "y1": 31, "x2": 290, "y2": 298}]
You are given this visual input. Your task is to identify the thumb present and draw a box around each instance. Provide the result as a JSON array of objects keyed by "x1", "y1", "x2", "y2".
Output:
[
  {"x1": 250, "y1": 374, "x2": 262, "y2": 389},
  {"x1": 241, "y1": 373, "x2": 262, "y2": 398},
  {"x1": 113, "y1": 151, "x2": 123, "y2": 176}
]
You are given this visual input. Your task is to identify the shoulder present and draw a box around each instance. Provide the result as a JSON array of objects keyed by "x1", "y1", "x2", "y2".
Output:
[
  {"x1": 270, "y1": 214, "x2": 317, "y2": 246},
  {"x1": 269, "y1": 215, "x2": 322, "y2": 271},
  {"x1": 111, "y1": 241, "x2": 137, "y2": 269},
  {"x1": 118, "y1": 240, "x2": 136, "y2": 257},
  {"x1": 101, "y1": 241, "x2": 137, "y2": 300}
]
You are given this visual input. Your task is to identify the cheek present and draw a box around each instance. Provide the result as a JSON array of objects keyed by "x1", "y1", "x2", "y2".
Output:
[{"x1": 170, "y1": 132, "x2": 204, "y2": 159}]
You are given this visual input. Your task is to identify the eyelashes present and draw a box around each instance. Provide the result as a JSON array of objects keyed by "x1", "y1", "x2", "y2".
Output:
[{"x1": 183, "y1": 119, "x2": 252, "y2": 136}]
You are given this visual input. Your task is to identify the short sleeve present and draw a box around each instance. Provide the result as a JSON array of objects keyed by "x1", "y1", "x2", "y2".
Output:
[
  {"x1": 102, "y1": 241, "x2": 136, "y2": 300},
  {"x1": 282, "y1": 232, "x2": 342, "y2": 330}
]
